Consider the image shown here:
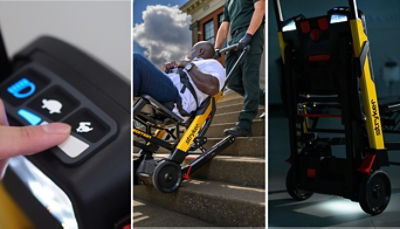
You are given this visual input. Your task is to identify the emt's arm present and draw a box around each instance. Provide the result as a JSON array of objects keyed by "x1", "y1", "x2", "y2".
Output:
[
  {"x1": 187, "y1": 65, "x2": 220, "y2": 96},
  {"x1": 246, "y1": 0, "x2": 265, "y2": 35},
  {"x1": 214, "y1": 21, "x2": 229, "y2": 49}
]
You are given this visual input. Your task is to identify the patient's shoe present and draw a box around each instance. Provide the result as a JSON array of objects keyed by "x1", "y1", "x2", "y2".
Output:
[{"x1": 224, "y1": 125, "x2": 252, "y2": 137}]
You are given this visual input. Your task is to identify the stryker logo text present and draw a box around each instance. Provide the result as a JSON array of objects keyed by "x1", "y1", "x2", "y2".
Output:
[
  {"x1": 371, "y1": 99, "x2": 381, "y2": 136},
  {"x1": 186, "y1": 124, "x2": 200, "y2": 144}
]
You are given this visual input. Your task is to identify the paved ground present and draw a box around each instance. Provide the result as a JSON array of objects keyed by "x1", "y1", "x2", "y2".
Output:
[{"x1": 269, "y1": 113, "x2": 400, "y2": 228}]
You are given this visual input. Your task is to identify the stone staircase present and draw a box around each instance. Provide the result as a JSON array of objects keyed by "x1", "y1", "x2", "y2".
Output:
[{"x1": 133, "y1": 92, "x2": 265, "y2": 227}]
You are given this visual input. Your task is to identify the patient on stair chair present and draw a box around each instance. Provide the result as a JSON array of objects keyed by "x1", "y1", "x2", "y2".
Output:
[{"x1": 133, "y1": 41, "x2": 226, "y2": 121}]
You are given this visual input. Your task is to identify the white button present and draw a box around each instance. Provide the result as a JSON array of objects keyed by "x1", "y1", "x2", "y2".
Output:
[
  {"x1": 57, "y1": 135, "x2": 89, "y2": 158},
  {"x1": 41, "y1": 98, "x2": 63, "y2": 114}
]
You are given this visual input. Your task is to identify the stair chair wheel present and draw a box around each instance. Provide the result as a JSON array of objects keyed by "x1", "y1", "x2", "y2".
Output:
[
  {"x1": 359, "y1": 170, "x2": 391, "y2": 215},
  {"x1": 286, "y1": 166, "x2": 313, "y2": 201},
  {"x1": 152, "y1": 160, "x2": 182, "y2": 193}
]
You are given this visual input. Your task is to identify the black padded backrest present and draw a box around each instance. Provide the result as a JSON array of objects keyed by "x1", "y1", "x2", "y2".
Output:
[{"x1": 282, "y1": 13, "x2": 353, "y2": 95}]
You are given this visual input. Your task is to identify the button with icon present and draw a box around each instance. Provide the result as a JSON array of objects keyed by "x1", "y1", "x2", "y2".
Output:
[
  {"x1": 27, "y1": 86, "x2": 79, "y2": 121},
  {"x1": 65, "y1": 108, "x2": 109, "y2": 143},
  {"x1": 17, "y1": 108, "x2": 42, "y2": 125},
  {"x1": 0, "y1": 69, "x2": 50, "y2": 105},
  {"x1": 7, "y1": 78, "x2": 36, "y2": 99},
  {"x1": 76, "y1": 122, "x2": 94, "y2": 133}
]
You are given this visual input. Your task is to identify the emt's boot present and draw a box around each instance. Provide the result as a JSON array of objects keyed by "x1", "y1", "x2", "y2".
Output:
[{"x1": 224, "y1": 125, "x2": 252, "y2": 137}]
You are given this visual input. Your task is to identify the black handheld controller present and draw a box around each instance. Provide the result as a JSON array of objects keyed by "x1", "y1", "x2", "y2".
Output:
[{"x1": 0, "y1": 34, "x2": 130, "y2": 229}]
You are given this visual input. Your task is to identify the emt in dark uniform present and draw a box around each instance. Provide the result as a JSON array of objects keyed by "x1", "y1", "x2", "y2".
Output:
[{"x1": 215, "y1": 0, "x2": 265, "y2": 137}]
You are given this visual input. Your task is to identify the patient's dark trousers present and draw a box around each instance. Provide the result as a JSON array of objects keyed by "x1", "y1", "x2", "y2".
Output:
[
  {"x1": 133, "y1": 53, "x2": 180, "y2": 103},
  {"x1": 225, "y1": 26, "x2": 265, "y2": 131}
]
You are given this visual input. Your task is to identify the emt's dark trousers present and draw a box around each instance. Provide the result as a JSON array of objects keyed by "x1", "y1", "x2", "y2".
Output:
[{"x1": 225, "y1": 25, "x2": 265, "y2": 131}]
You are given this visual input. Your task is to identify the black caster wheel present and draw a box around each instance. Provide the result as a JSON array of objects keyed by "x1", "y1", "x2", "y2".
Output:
[
  {"x1": 359, "y1": 170, "x2": 391, "y2": 215},
  {"x1": 152, "y1": 160, "x2": 182, "y2": 193},
  {"x1": 286, "y1": 166, "x2": 313, "y2": 201}
]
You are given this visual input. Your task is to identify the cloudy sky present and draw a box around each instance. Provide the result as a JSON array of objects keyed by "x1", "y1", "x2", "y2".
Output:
[{"x1": 133, "y1": 0, "x2": 191, "y2": 67}]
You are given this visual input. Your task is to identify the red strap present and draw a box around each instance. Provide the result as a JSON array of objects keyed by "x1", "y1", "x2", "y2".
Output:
[
  {"x1": 318, "y1": 18, "x2": 329, "y2": 31},
  {"x1": 310, "y1": 29, "x2": 320, "y2": 41},
  {"x1": 300, "y1": 21, "x2": 310, "y2": 33},
  {"x1": 182, "y1": 165, "x2": 193, "y2": 180},
  {"x1": 122, "y1": 225, "x2": 131, "y2": 229},
  {"x1": 308, "y1": 55, "x2": 331, "y2": 62},
  {"x1": 358, "y1": 154, "x2": 376, "y2": 174},
  {"x1": 307, "y1": 168, "x2": 316, "y2": 178}
]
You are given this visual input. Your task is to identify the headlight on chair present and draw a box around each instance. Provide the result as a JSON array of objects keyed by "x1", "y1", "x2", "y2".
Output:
[
  {"x1": 330, "y1": 14, "x2": 348, "y2": 24},
  {"x1": 282, "y1": 20, "x2": 296, "y2": 32},
  {"x1": 9, "y1": 156, "x2": 78, "y2": 229}
]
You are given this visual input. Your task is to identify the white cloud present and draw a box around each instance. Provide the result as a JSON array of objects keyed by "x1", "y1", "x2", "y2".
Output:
[{"x1": 133, "y1": 5, "x2": 192, "y2": 67}]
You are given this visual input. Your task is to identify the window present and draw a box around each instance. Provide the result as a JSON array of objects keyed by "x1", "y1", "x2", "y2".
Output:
[{"x1": 204, "y1": 19, "x2": 214, "y2": 44}]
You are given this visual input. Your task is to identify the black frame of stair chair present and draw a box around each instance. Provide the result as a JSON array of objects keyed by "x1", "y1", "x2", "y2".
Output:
[
  {"x1": 133, "y1": 43, "x2": 250, "y2": 193},
  {"x1": 273, "y1": 0, "x2": 400, "y2": 215}
]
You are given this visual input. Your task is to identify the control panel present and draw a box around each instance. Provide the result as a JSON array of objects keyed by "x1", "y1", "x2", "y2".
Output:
[
  {"x1": 0, "y1": 36, "x2": 130, "y2": 229},
  {"x1": 0, "y1": 63, "x2": 117, "y2": 164}
]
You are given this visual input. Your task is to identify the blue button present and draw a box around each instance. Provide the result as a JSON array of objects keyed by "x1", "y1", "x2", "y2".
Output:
[
  {"x1": 7, "y1": 78, "x2": 36, "y2": 99},
  {"x1": 17, "y1": 109, "x2": 42, "y2": 125}
]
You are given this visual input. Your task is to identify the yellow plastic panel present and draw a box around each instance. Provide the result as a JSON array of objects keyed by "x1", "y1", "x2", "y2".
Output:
[
  {"x1": 176, "y1": 92, "x2": 222, "y2": 152},
  {"x1": 0, "y1": 182, "x2": 34, "y2": 229},
  {"x1": 350, "y1": 19, "x2": 385, "y2": 149},
  {"x1": 278, "y1": 32, "x2": 287, "y2": 63}
]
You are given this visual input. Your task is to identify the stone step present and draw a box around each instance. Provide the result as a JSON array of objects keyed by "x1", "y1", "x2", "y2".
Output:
[
  {"x1": 206, "y1": 120, "x2": 265, "y2": 138},
  {"x1": 134, "y1": 179, "x2": 265, "y2": 227},
  {"x1": 134, "y1": 199, "x2": 213, "y2": 227},
  {"x1": 216, "y1": 97, "x2": 243, "y2": 108},
  {"x1": 186, "y1": 155, "x2": 265, "y2": 187},
  {"x1": 205, "y1": 136, "x2": 265, "y2": 157},
  {"x1": 136, "y1": 154, "x2": 265, "y2": 187},
  {"x1": 218, "y1": 90, "x2": 242, "y2": 101},
  {"x1": 213, "y1": 109, "x2": 264, "y2": 124},
  {"x1": 136, "y1": 136, "x2": 264, "y2": 157},
  {"x1": 216, "y1": 103, "x2": 244, "y2": 113}
]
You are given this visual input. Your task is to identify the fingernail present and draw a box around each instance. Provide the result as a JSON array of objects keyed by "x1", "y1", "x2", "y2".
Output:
[{"x1": 42, "y1": 123, "x2": 71, "y2": 134}]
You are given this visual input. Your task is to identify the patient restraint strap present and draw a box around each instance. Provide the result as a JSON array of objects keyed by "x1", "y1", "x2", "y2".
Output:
[{"x1": 178, "y1": 68, "x2": 199, "y2": 110}]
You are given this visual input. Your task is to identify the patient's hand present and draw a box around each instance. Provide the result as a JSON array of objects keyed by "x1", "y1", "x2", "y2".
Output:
[
  {"x1": 177, "y1": 60, "x2": 190, "y2": 68},
  {"x1": 163, "y1": 61, "x2": 178, "y2": 72}
]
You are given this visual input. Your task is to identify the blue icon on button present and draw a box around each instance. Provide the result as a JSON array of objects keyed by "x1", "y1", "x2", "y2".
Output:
[
  {"x1": 7, "y1": 78, "x2": 36, "y2": 99},
  {"x1": 17, "y1": 109, "x2": 42, "y2": 125}
]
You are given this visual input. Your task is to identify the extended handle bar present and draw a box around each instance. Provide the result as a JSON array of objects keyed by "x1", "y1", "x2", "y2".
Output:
[
  {"x1": 218, "y1": 43, "x2": 250, "y2": 56},
  {"x1": 221, "y1": 44, "x2": 250, "y2": 91},
  {"x1": 219, "y1": 43, "x2": 240, "y2": 55}
]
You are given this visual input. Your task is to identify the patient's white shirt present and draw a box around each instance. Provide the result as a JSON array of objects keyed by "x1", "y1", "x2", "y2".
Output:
[{"x1": 166, "y1": 57, "x2": 226, "y2": 115}]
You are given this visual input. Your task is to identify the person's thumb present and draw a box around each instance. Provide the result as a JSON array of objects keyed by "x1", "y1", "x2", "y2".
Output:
[{"x1": 0, "y1": 123, "x2": 71, "y2": 159}]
